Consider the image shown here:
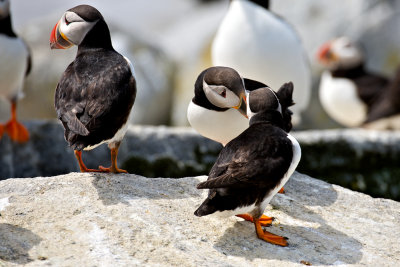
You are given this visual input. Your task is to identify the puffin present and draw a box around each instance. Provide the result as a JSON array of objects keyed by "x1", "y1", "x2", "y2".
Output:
[
  {"x1": 187, "y1": 66, "x2": 248, "y2": 147},
  {"x1": 212, "y1": 0, "x2": 311, "y2": 125},
  {"x1": 0, "y1": 0, "x2": 31, "y2": 143},
  {"x1": 194, "y1": 82, "x2": 301, "y2": 246},
  {"x1": 50, "y1": 5, "x2": 136, "y2": 173},
  {"x1": 317, "y1": 36, "x2": 400, "y2": 129},
  {"x1": 187, "y1": 66, "x2": 292, "y2": 193}
]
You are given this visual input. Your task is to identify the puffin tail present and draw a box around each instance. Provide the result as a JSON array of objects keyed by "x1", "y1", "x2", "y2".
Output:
[{"x1": 194, "y1": 197, "x2": 217, "y2": 217}]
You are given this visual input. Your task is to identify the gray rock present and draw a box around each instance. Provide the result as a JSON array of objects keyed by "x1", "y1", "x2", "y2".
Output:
[
  {"x1": 1, "y1": 120, "x2": 400, "y2": 200},
  {"x1": 0, "y1": 120, "x2": 221, "y2": 179},
  {"x1": 0, "y1": 172, "x2": 399, "y2": 266}
]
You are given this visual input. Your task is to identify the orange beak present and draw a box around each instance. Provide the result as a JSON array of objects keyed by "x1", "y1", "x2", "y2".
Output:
[
  {"x1": 317, "y1": 41, "x2": 336, "y2": 63},
  {"x1": 233, "y1": 93, "x2": 248, "y2": 118},
  {"x1": 50, "y1": 20, "x2": 73, "y2": 49}
]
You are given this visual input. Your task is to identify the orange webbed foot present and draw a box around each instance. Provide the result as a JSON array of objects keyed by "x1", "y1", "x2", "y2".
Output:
[
  {"x1": 254, "y1": 218, "x2": 288, "y2": 247},
  {"x1": 236, "y1": 214, "x2": 274, "y2": 227},
  {"x1": 278, "y1": 187, "x2": 285, "y2": 194},
  {"x1": 98, "y1": 165, "x2": 128, "y2": 174},
  {"x1": 4, "y1": 119, "x2": 29, "y2": 143}
]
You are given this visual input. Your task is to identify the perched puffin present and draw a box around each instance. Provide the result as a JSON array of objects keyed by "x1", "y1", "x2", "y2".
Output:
[
  {"x1": 317, "y1": 36, "x2": 400, "y2": 129},
  {"x1": 0, "y1": 0, "x2": 31, "y2": 143},
  {"x1": 212, "y1": 0, "x2": 311, "y2": 125},
  {"x1": 50, "y1": 5, "x2": 136, "y2": 173},
  {"x1": 187, "y1": 66, "x2": 248, "y2": 147},
  {"x1": 195, "y1": 82, "x2": 300, "y2": 246}
]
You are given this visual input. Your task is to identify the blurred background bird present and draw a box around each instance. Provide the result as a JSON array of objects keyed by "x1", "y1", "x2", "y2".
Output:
[
  {"x1": 211, "y1": 0, "x2": 311, "y2": 126},
  {"x1": 317, "y1": 37, "x2": 400, "y2": 129},
  {"x1": 0, "y1": 0, "x2": 31, "y2": 143},
  {"x1": 50, "y1": 5, "x2": 136, "y2": 173}
]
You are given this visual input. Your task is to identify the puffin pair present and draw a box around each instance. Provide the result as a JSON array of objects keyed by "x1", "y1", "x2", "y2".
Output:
[
  {"x1": 318, "y1": 37, "x2": 400, "y2": 129},
  {"x1": 212, "y1": 0, "x2": 311, "y2": 125},
  {"x1": 193, "y1": 73, "x2": 301, "y2": 246},
  {"x1": 0, "y1": 0, "x2": 30, "y2": 143},
  {"x1": 50, "y1": 5, "x2": 136, "y2": 173}
]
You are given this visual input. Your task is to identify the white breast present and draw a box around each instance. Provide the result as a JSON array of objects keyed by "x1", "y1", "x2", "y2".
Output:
[
  {"x1": 0, "y1": 35, "x2": 28, "y2": 100},
  {"x1": 212, "y1": 0, "x2": 311, "y2": 124},
  {"x1": 187, "y1": 101, "x2": 248, "y2": 146},
  {"x1": 319, "y1": 71, "x2": 367, "y2": 127}
]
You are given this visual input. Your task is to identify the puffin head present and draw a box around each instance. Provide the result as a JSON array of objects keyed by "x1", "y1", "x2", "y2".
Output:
[
  {"x1": 50, "y1": 5, "x2": 106, "y2": 49},
  {"x1": 248, "y1": 82, "x2": 294, "y2": 132},
  {"x1": 0, "y1": 0, "x2": 10, "y2": 19},
  {"x1": 196, "y1": 66, "x2": 248, "y2": 118},
  {"x1": 317, "y1": 36, "x2": 364, "y2": 70}
]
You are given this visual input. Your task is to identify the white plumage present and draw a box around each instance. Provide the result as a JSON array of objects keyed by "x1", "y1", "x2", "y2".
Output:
[{"x1": 212, "y1": 0, "x2": 311, "y2": 125}]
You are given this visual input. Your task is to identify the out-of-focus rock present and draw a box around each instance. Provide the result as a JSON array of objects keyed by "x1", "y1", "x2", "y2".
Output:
[
  {"x1": 0, "y1": 172, "x2": 399, "y2": 266},
  {"x1": 0, "y1": 120, "x2": 221, "y2": 179},
  {"x1": 1, "y1": 120, "x2": 400, "y2": 201}
]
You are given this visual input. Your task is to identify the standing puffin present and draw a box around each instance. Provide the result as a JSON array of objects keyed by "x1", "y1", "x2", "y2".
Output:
[
  {"x1": 317, "y1": 36, "x2": 400, "y2": 129},
  {"x1": 0, "y1": 0, "x2": 31, "y2": 143},
  {"x1": 50, "y1": 5, "x2": 136, "y2": 173},
  {"x1": 212, "y1": 0, "x2": 311, "y2": 125},
  {"x1": 195, "y1": 82, "x2": 300, "y2": 246}
]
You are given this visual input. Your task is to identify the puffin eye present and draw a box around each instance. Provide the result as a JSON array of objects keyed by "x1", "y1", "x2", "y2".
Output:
[
  {"x1": 65, "y1": 16, "x2": 71, "y2": 25},
  {"x1": 219, "y1": 89, "x2": 226, "y2": 98}
]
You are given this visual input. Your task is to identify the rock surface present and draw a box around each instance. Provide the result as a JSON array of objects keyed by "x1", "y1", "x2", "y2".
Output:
[
  {"x1": 1, "y1": 120, "x2": 400, "y2": 200},
  {"x1": 0, "y1": 172, "x2": 399, "y2": 266}
]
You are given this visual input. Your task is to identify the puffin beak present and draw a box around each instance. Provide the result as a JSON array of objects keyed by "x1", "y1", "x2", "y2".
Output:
[
  {"x1": 317, "y1": 42, "x2": 336, "y2": 63},
  {"x1": 233, "y1": 93, "x2": 248, "y2": 118},
  {"x1": 50, "y1": 20, "x2": 73, "y2": 49}
]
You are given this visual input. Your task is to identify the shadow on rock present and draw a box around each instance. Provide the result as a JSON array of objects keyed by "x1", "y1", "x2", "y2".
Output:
[
  {"x1": 214, "y1": 219, "x2": 362, "y2": 265},
  {"x1": 91, "y1": 173, "x2": 203, "y2": 206},
  {"x1": 0, "y1": 223, "x2": 42, "y2": 264}
]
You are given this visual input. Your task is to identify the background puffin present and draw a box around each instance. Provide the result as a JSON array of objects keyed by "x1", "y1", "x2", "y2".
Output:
[
  {"x1": 317, "y1": 36, "x2": 400, "y2": 129},
  {"x1": 0, "y1": 0, "x2": 31, "y2": 143},
  {"x1": 195, "y1": 82, "x2": 301, "y2": 247},
  {"x1": 187, "y1": 66, "x2": 248, "y2": 147},
  {"x1": 50, "y1": 5, "x2": 136, "y2": 173},
  {"x1": 212, "y1": 0, "x2": 311, "y2": 126}
]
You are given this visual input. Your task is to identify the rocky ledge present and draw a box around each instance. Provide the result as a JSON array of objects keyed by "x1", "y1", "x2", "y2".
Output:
[
  {"x1": 0, "y1": 172, "x2": 399, "y2": 266},
  {"x1": 1, "y1": 120, "x2": 400, "y2": 200}
]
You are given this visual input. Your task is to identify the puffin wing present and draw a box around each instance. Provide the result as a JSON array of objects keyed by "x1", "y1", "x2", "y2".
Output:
[
  {"x1": 55, "y1": 54, "x2": 136, "y2": 139},
  {"x1": 243, "y1": 78, "x2": 269, "y2": 91},
  {"x1": 365, "y1": 66, "x2": 400, "y2": 122},
  {"x1": 197, "y1": 127, "x2": 292, "y2": 189}
]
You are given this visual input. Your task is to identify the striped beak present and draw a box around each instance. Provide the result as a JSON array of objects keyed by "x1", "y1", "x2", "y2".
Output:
[
  {"x1": 233, "y1": 93, "x2": 248, "y2": 118},
  {"x1": 317, "y1": 41, "x2": 337, "y2": 63},
  {"x1": 50, "y1": 20, "x2": 74, "y2": 49}
]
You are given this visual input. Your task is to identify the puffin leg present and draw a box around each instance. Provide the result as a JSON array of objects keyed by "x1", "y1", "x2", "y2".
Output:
[
  {"x1": 0, "y1": 124, "x2": 4, "y2": 139},
  {"x1": 99, "y1": 142, "x2": 128, "y2": 173},
  {"x1": 74, "y1": 150, "x2": 103, "y2": 173},
  {"x1": 236, "y1": 213, "x2": 274, "y2": 227},
  {"x1": 278, "y1": 187, "x2": 285, "y2": 194},
  {"x1": 4, "y1": 100, "x2": 29, "y2": 143},
  {"x1": 254, "y1": 217, "x2": 288, "y2": 247}
]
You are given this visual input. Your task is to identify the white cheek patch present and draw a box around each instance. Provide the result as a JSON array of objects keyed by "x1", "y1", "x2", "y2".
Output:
[
  {"x1": 59, "y1": 12, "x2": 97, "y2": 45},
  {"x1": 203, "y1": 80, "x2": 235, "y2": 108}
]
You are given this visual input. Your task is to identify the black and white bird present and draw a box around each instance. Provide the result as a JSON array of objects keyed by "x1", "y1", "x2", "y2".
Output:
[
  {"x1": 212, "y1": 0, "x2": 311, "y2": 125},
  {"x1": 195, "y1": 82, "x2": 301, "y2": 247},
  {"x1": 0, "y1": 0, "x2": 31, "y2": 143},
  {"x1": 318, "y1": 36, "x2": 400, "y2": 129},
  {"x1": 50, "y1": 5, "x2": 136, "y2": 173},
  {"x1": 187, "y1": 66, "x2": 248, "y2": 146}
]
